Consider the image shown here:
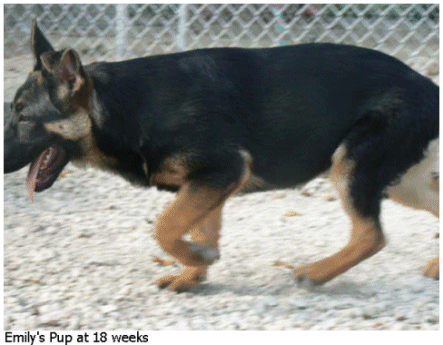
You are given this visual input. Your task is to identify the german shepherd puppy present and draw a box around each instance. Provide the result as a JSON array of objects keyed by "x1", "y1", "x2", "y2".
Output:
[{"x1": 4, "y1": 21, "x2": 439, "y2": 292}]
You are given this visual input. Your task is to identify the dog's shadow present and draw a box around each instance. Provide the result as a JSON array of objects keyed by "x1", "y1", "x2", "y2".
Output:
[{"x1": 185, "y1": 278, "x2": 379, "y2": 299}]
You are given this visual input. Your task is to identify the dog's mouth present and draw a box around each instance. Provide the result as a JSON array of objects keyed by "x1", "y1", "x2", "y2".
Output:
[{"x1": 26, "y1": 145, "x2": 70, "y2": 202}]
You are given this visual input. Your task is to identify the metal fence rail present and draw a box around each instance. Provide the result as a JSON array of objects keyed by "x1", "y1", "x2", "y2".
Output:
[{"x1": 4, "y1": 4, "x2": 439, "y2": 74}]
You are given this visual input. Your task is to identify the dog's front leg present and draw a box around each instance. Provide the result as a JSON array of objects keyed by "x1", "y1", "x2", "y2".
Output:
[
  {"x1": 154, "y1": 183, "x2": 227, "y2": 292},
  {"x1": 156, "y1": 205, "x2": 223, "y2": 292}
]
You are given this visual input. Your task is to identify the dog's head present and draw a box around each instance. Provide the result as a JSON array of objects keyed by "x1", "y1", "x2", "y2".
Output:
[{"x1": 4, "y1": 20, "x2": 94, "y2": 201}]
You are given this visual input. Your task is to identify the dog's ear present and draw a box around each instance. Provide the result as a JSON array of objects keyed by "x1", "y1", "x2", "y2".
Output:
[
  {"x1": 31, "y1": 19, "x2": 55, "y2": 71},
  {"x1": 41, "y1": 48, "x2": 85, "y2": 97}
]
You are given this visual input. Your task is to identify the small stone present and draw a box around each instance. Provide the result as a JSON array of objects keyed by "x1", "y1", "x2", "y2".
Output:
[
  {"x1": 301, "y1": 190, "x2": 312, "y2": 197},
  {"x1": 272, "y1": 193, "x2": 286, "y2": 199},
  {"x1": 27, "y1": 315, "x2": 39, "y2": 329},
  {"x1": 105, "y1": 318, "x2": 121, "y2": 329},
  {"x1": 68, "y1": 316, "x2": 82, "y2": 329},
  {"x1": 4, "y1": 314, "x2": 12, "y2": 329},
  {"x1": 290, "y1": 299, "x2": 309, "y2": 310},
  {"x1": 323, "y1": 194, "x2": 336, "y2": 201},
  {"x1": 391, "y1": 323, "x2": 409, "y2": 330},
  {"x1": 262, "y1": 296, "x2": 278, "y2": 307},
  {"x1": 40, "y1": 302, "x2": 61, "y2": 315},
  {"x1": 283, "y1": 210, "x2": 302, "y2": 217},
  {"x1": 362, "y1": 305, "x2": 378, "y2": 319},
  {"x1": 100, "y1": 304, "x2": 118, "y2": 314}
]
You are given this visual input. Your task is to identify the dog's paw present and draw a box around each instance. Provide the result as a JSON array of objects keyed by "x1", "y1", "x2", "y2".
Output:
[
  {"x1": 156, "y1": 274, "x2": 198, "y2": 292},
  {"x1": 156, "y1": 266, "x2": 208, "y2": 292},
  {"x1": 188, "y1": 241, "x2": 220, "y2": 263},
  {"x1": 293, "y1": 264, "x2": 326, "y2": 288},
  {"x1": 423, "y1": 256, "x2": 439, "y2": 280}
]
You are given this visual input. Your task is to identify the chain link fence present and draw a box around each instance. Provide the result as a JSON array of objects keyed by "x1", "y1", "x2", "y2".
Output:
[{"x1": 4, "y1": 4, "x2": 439, "y2": 74}]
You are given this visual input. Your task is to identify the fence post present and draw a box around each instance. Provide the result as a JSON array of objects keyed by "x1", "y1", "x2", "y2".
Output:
[
  {"x1": 272, "y1": 5, "x2": 288, "y2": 46},
  {"x1": 116, "y1": 4, "x2": 126, "y2": 60},
  {"x1": 177, "y1": 4, "x2": 187, "y2": 50}
]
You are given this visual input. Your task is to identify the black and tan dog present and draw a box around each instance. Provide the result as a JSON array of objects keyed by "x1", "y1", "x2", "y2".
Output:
[{"x1": 4, "y1": 21, "x2": 439, "y2": 292}]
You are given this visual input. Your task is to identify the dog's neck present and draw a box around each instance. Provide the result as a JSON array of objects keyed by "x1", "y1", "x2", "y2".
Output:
[{"x1": 81, "y1": 83, "x2": 150, "y2": 187}]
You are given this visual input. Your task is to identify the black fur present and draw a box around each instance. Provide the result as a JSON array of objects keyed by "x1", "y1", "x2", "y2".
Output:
[
  {"x1": 5, "y1": 36, "x2": 439, "y2": 221},
  {"x1": 86, "y1": 45, "x2": 439, "y2": 202}
]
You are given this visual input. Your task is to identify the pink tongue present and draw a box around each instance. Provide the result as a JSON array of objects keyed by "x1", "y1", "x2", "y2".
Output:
[{"x1": 26, "y1": 149, "x2": 49, "y2": 203}]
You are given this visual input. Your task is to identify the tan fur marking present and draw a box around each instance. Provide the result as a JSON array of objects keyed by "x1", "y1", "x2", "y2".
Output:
[
  {"x1": 36, "y1": 72, "x2": 45, "y2": 85},
  {"x1": 55, "y1": 73, "x2": 85, "y2": 102},
  {"x1": 44, "y1": 107, "x2": 117, "y2": 170},
  {"x1": 239, "y1": 173, "x2": 270, "y2": 193},
  {"x1": 15, "y1": 96, "x2": 25, "y2": 105},
  {"x1": 430, "y1": 173, "x2": 439, "y2": 194},
  {"x1": 44, "y1": 110, "x2": 92, "y2": 140},
  {"x1": 155, "y1": 183, "x2": 227, "y2": 267},
  {"x1": 31, "y1": 20, "x2": 41, "y2": 69},
  {"x1": 43, "y1": 70, "x2": 118, "y2": 171},
  {"x1": 71, "y1": 132, "x2": 119, "y2": 170},
  {"x1": 66, "y1": 69, "x2": 93, "y2": 111},
  {"x1": 31, "y1": 28, "x2": 40, "y2": 69},
  {"x1": 155, "y1": 266, "x2": 210, "y2": 292},
  {"x1": 191, "y1": 205, "x2": 222, "y2": 247},
  {"x1": 294, "y1": 144, "x2": 385, "y2": 284},
  {"x1": 142, "y1": 159, "x2": 149, "y2": 177},
  {"x1": 329, "y1": 144, "x2": 355, "y2": 199},
  {"x1": 156, "y1": 206, "x2": 223, "y2": 291},
  {"x1": 294, "y1": 218, "x2": 385, "y2": 283},
  {"x1": 155, "y1": 152, "x2": 251, "y2": 291},
  {"x1": 423, "y1": 256, "x2": 439, "y2": 280},
  {"x1": 150, "y1": 156, "x2": 190, "y2": 187}
]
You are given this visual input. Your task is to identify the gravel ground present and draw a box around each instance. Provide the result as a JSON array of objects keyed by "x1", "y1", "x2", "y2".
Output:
[{"x1": 3, "y1": 54, "x2": 440, "y2": 330}]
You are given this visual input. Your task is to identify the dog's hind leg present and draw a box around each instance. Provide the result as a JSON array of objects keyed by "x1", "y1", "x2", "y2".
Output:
[
  {"x1": 386, "y1": 138, "x2": 439, "y2": 279},
  {"x1": 294, "y1": 144, "x2": 386, "y2": 286}
]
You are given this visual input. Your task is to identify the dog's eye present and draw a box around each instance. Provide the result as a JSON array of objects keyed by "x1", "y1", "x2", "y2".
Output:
[
  {"x1": 18, "y1": 114, "x2": 32, "y2": 123},
  {"x1": 15, "y1": 103, "x2": 25, "y2": 113}
]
